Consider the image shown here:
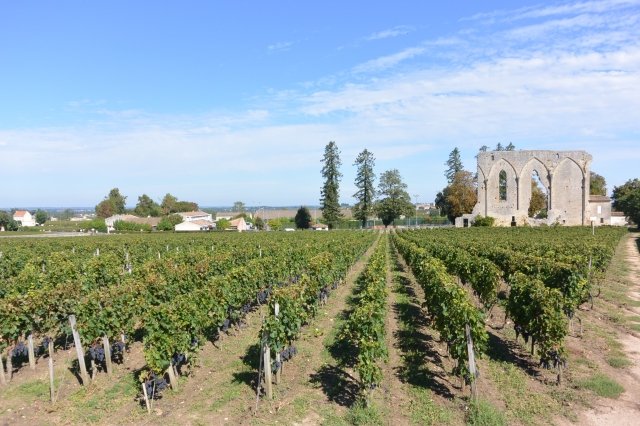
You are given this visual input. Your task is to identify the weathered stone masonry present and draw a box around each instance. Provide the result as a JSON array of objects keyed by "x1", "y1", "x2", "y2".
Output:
[{"x1": 457, "y1": 150, "x2": 602, "y2": 227}]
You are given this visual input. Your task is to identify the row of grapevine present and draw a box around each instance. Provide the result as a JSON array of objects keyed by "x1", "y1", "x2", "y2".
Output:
[
  {"x1": 340, "y1": 235, "x2": 388, "y2": 403},
  {"x1": 257, "y1": 235, "x2": 374, "y2": 399},
  {"x1": 506, "y1": 272, "x2": 567, "y2": 380},
  {"x1": 395, "y1": 231, "x2": 501, "y2": 310},
  {"x1": 392, "y1": 234, "x2": 487, "y2": 385}
]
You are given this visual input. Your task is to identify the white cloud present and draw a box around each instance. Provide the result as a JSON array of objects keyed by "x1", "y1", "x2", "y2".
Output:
[
  {"x1": 465, "y1": 0, "x2": 640, "y2": 24},
  {"x1": 365, "y1": 25, "x2": 414, "y2": 41},
  {"x1": 267, "y1": 41, "x2": 293, "y2": 52},
  {"x1": 352, "y1": 46, "x2": 426, "y2": 74}
]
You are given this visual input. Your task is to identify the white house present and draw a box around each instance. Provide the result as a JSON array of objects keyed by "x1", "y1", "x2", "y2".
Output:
[
  {"x1": 611, "y1": 211, "x2": 629, "y2": 227},
  {"x1": 175, "y1": 219, "x2": 215, "y2": 232},
  {"x1": 178, "y1": 211, "x2": 213, "y2": 222},
  {"x1": 13, "y1": 210, "x2": 36, "y2": 227}
]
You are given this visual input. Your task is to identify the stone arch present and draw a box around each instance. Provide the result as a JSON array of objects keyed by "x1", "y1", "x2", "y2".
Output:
[
  {"x1": 519, "y1": 157, "x2": 550, "y2": 217},
  {"x1": 486, "y1": 158, "x2": 518, "y2": 215},
  {"x1": 551, "y1": 158, "x2": 585, "y2": 225}
]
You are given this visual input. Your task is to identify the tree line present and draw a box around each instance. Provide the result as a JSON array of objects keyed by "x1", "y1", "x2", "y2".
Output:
[
  {"x1": 318, "y1": 142, "x2": 414, "y2": 229},
  {"x1": 95, "y1": 189, "x2": 199, "y2": 218}
]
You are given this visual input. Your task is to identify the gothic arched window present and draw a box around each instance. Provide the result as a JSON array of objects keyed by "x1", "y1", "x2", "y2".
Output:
[{"x1": 499, "y1": 170, "x2": 507, "y2": 201}]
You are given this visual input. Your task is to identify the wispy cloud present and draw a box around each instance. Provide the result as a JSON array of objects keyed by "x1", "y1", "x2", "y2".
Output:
[
  {"x1": 267, "y1": 41, "x2": 293, "y2": 52},
  {"x1": 365, "y1": 25, "x2": 414, "y2": 41},
  {"x1": 465, "y1": 0, "x2": 640, "y2": 24},
  {"x1": 352, "y1": 46, "x2": 426, "y2": 73}
]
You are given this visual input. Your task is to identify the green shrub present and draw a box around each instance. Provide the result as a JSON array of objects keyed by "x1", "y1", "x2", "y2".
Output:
[
  {"x1": 113, "y1": 220, "x2": 151, "y2": 232},
  {"x1": 472, "y1": 216, "x2": 496, "y2": 227}
]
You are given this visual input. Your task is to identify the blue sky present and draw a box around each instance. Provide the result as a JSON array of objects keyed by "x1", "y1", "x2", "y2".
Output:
[{"x1": 1, "y1": 0, "x2": 639, "y2": 208}]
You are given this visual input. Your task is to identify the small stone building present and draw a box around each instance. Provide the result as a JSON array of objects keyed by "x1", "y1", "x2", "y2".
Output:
[{"x1": 456, "y1": 150, "x2": 612, "y2": 227}]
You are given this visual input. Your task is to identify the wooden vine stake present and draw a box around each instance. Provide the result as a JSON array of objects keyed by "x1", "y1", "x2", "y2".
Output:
[
  {"x1": 6, "y1": 346, "x2": 13, "y2": 382},
  {"x1": 141, "y1": 383, "x2": 151, "y2": 414},
  {"x1": 121, "y1": 334, "x2": 127, "y2": 363},
  {"x1": 48, "y1": 338, "x2": 55, "y2": 403},
  {"x1": 102, "y1": 336, "x2": 113, "y2": 375},
  {"x1": 0, "y1": 349, "x2": 6, "y2": 385},
  {"x1": 27, "y1": 334, "x2": 36, "y2": 370},
  {"x1": 465, "y1": 324, "x2": 478, "y2": 401},
  {"x1": 263, "y1": 339, "x2": 273, "y2": 399},
  {"x1": 274, "y1": 303, "x2": 281, "y2": 385},
  {"x1": 68, "y1": 315, "x2": 90, "y2": 385},
  {"x1": 167, "y1": 361, "x2": 178, "y2": 390}
]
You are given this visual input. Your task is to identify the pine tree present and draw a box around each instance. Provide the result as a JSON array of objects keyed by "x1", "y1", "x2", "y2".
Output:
[
  {"x1": 445, "y1": 147, "x2": 463, "y2": 184},
  {"x1": 352, "y1": 149, "x2": 376, "y2": 228},
  {"x1": 320, "y1": 141, "x2": 343, "y2": 229},
  {"x1": 295, "y1": 206, "x2": 312, "y2": 229},
  {"x1": 505, "y1": 142, "x2": 516, "y2": 151}
]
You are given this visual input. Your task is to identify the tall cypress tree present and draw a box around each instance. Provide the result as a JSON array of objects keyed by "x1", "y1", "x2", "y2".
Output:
[
  {"x1": 352, "y1": 149, "x2": 376, "y2": 228},
  {"x1": 320, "y1": 141, "x2": 343, "y2": 229},
  {"x1": 444, "y1": 147, "x2": 463, "y2": 184}
]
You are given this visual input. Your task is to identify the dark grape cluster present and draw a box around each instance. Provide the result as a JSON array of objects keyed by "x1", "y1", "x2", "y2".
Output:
[
  {"x1": 279, "y1": 345, "x2": 297, "y2": 362},
  {"x1": 38, "y1": 336, "x2": 52, "y2": 355},
  {"x1": 220, "y1": 318, "x2": 231, "y2": 332},
  {"x1": 172, "y1": 353, "x2": 187, "y2": 366},
  {"x1": 241, "y1": 303, "x2": 252, "y2": 315},
  {"x1": 317, "y1": 286, "x2": 329, "y2": 304},
  {"x1": 89, "y1": 344, "x2": 106, "y2": 363},
  {"x1": 144, "y1": 373, "x2": 168, "y2": 400},
  {"x1": 111, "y1": 341, "x2": 126, "y2": 363},
  {"x1": 540, "y1": 350, "x2": 566, "y2": 370},
  {"x1": 331, "y1": 280, "x2": 339, "y2": 290},
  {"x1": 257, "y1": 288, "x2": 271, "y2": 304},
  {"x1": 272, "y1": 345, "x2": 298, "y2": 372},
  {"x1": 514, "y1": 324, "x2": 530, "y2": 344},
  {"x1": 12, "y1": 342, "x2": 28, "y2": 359}
]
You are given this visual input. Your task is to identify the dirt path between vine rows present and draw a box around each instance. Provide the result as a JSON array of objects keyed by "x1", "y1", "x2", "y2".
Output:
[
  {"x1": 381, "y1": 237, "x2": 414, "y2": 425},
  {"x1": 580, "y1": 234, "x2": 640, "y2": 425}
]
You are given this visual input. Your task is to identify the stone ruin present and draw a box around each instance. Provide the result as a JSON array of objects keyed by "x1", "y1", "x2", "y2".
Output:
[{"x1": 456, "y1": 150, "x2": 612, "y2": 227}]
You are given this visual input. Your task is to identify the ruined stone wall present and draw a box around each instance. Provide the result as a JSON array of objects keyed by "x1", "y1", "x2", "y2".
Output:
[{"x1": 470, "y1": 150, "x2": 592, "y2": 226}]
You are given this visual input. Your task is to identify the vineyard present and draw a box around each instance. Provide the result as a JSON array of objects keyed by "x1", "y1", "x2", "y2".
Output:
[{"x1": 0, "y1": 226, "x2": 637, "y2": 425}]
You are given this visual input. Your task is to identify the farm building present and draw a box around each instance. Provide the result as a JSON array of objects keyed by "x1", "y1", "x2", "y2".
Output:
[
  {"x1": 175, "y1": 219, "x2": 215, "y2": 232},
  {"x1": 12, "y1": 210, "x2": 36, "y2": 227},
  {"x1": 178, "y1": 211, "x2": 213, "y2": 222}
]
